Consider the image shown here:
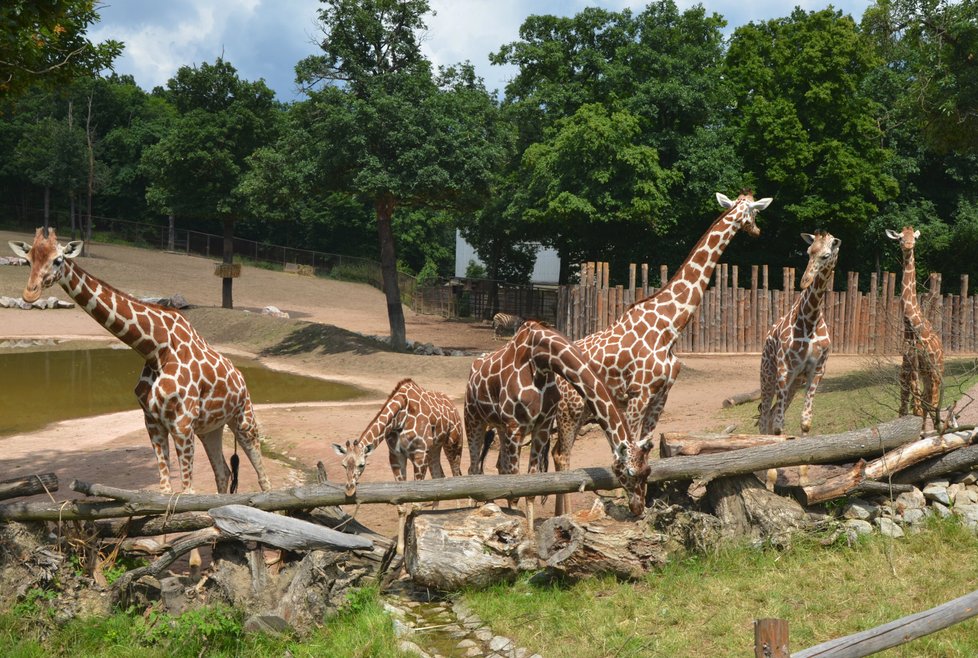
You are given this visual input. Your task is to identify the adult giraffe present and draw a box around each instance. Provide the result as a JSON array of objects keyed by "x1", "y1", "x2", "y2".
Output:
[
  {"x1": 552, "y1": 190, "x2": 773, "y2": 514},
  {"x1": 886, "y1": 226, "x2": 944, "y2": 432},
  {"x1": 465, "y1": 320, "x2": 650, "y2": 529},
  {"x1": 758, "y1": 231, "x2": 840, "y2": 435},
  {"x1": 9, "y1": 228, "x2": 271, "y2": 495}
]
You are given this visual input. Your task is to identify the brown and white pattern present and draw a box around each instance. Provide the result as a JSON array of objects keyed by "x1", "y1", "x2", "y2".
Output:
[
  {"x1": 9, "y1": 228, "x2": 271, "y2": 495},
  {"x1": 886, "y1": 226, "x2": 945, "y2": 431},
  {"x1": 551, "y1": 191, "x2": 773, "y2": 513},
  {"x1": 332, "y1": 378, "x2": 463, "y2": 496},
  {"x1": 464, "y1": 320, "x2": 650, "y2": 519},
  {"x1": 758, "y1": 231, "x2": 840, "y2": 435}
]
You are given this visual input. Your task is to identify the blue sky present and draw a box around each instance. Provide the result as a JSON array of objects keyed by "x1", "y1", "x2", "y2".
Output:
[{"x1": 90, "y1": 1, "x2": 874, "y2": 101}]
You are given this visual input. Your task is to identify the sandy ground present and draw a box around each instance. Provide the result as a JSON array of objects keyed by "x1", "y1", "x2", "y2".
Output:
[{"x1": 0, "y1": 229, "x2": 870, "y2": 538}]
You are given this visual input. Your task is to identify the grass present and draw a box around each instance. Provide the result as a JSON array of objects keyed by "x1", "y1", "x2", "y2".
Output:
[
  {"x1": 714, "y1": 356, "x2": 978, "y2": 435},
  {"x1": 462, "y1": 518, "x2": 978, "y2": 657},
  {"x1": 0, "y1": 587, "x2": 413, "y2": 658}
]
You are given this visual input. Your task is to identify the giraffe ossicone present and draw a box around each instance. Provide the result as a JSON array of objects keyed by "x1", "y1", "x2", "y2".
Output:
[
  {"x1": 9, "y1": 228, "x2": 271, "y2": 495},
  {"x1": 758, "y1": 230, "x2": 840, "y2": 436},
  {"x1": 551, "y1": 190, "x2": 773, "y2": 514}
]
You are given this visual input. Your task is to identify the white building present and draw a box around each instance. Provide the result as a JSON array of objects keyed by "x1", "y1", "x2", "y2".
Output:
[{"x1": 454, "y1": 229, "x2": 561, "y2": 284}]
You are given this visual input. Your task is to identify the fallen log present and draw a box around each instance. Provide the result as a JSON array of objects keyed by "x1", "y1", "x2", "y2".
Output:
[
  {"x1": 209, "y1": 505, "x2": 373, "y2": 551},
  {"x1": 404, "y1": 505, "x2": 535, "y2": 590},
  {"x1": 0, "y1": 417, "x2": 923, "y2": 523},
  {"x1": 722, "y1": 388, "x2": 761, "y2": 408},
  {"x1": 893, "y1": 444, "x2": 978, "y2": 485},
  {"x1": 95, "y1": 512, "x2": 215, "y2": 538},
  {"x1": 799, "y1": 428, "x2": 977, "y2": 505},
  {"x1": 0, "y1": 473, "x2": 58, "y2": 501},
  {"x1": 662, "y1": 432, "x2": 791, "y2": 457}
]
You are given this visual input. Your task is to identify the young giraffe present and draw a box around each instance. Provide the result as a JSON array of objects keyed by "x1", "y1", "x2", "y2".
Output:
[
  {"x1": 333, "y1": 378, "x2": 463, "y2": 554},
  {"x1": 9, "y1": 229, "x2": 271, "y2": 495},
  {"x1": 552, "y1": 190, "x2": 772, "y2": 514},
  {"x1": 465, "y1": 320, "x2": 651, "y2": 529},
  {"x1": 758, "y1": 231, "x2": 841, "y2": 436},
  {"x1": 886, "y1": 226, "x2": 945, "y2": 432}
]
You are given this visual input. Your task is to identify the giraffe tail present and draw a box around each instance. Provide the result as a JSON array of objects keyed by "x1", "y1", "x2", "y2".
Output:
[
  {"x1": 478, "y1": 429, "x2": 495, "y2": 471},
  {"x1": 229, "y1": 453, "x2": 240, "y2": 494}
]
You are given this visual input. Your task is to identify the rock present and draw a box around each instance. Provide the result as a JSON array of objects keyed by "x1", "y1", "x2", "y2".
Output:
[
  {"x1": 456, "y1": 639, "x2": 478, "y2": 649},
  {"x1": 922, "y1": 483, "x2": 951, "y2": 506},
  {"x1": 844, "y1": 519, "x2": 873, "y2": 538},
  {"x1": 953, "y1": 503, "x2": 978, "y2": 527},
  {"x1": 243, "y1": 614, "x2": 289, "y2": 635},
  {"x1": 841, "y1": 498, "x2": 877, "y2": 521},
  {"x1": 894, "y1": 488, "x2": 926, "y2": 513},
  {"x1": 474, "y1": 628, "x2": 493, "y2": 642},
  {"x1": 398, "y1": 639, "x2": 432, "y2": 657},
  {"x1": 261, "y1": 305, "x2": 289, "y2": 319},
  {"x1": 876, "y1": 517, "x2": 905, "y2": 538},
  {"x1": 955, "y1": 471, "x2": 978, "y2": 486},
  {"x1": 489, "y1": 636, "x2": 514, "y2": 652},
  {"x1": 932, "y1": 501, "x2": 952, "y2": 519},
  {"x1": 464, "y1": 648, "x2": 482, "y2": 657},
  {"x1": 901, "y1": 508, "x2": 928, "y2": 526}
]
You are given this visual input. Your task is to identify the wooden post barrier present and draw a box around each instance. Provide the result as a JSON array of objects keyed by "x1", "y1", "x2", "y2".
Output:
[{"x1": 754, "y1": 618, "x2": 789, "y2": 658}]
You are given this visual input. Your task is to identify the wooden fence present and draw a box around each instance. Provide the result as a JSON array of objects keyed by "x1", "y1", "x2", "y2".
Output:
[{"x1": 555, "y1": 262, "x2": 978, "y2": 355}]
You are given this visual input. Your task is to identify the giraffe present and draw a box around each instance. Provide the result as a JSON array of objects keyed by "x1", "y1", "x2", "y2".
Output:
[
  {"x1": 886, "y1": 226, "x2": 944, "y2": 432},
  {"x1": 8, "y1": 229, "x2": 271, "y2": 495},
  {"x1": 333, "y1": 378, "x2": 463, "y2": 554},
  {"x1": 758, "y1": 230, "x2": 840, "y2": 436},
  {"x1": 465, "y1": 320, "x2": 651, "y2": 530},
  {"x1": 552, "y1": 190, "x2": 773, "y2": 514}
]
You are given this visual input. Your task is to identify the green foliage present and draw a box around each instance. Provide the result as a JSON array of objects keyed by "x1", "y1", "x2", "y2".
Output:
[{"x1": 464, "y1": 259, "x2": 486, "y2": 279}]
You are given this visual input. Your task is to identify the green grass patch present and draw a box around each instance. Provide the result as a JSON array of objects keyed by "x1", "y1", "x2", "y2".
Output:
[
  {"x1": 0, "y1": 587, "x2": 412, "y2": 658},
  {"x1": 463, "y1": 518, "x2": 978, "y2": 657},
  {"x1": 716, "y1": 356, "x2": 978, "y2": 434}
]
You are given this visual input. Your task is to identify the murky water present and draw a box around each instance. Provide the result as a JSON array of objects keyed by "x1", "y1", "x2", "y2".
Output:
[{"x1": 0, "y1": 343, "x2": 363, "y2": 437}]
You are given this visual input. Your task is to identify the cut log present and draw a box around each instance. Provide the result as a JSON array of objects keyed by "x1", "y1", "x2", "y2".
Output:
[
  {"x1": 759, "y1": 464, "x2": 853, "y2": 489},
  {"x1": 893, "y1": 444, "x2": 978, "y2": 484},
  {"x1": 0, "y1": 417, "x2": 924, "y2": 523},
  {"x1": 722, "y1": 388, "x2": 762, "y2": 408},
  {"x1": 404, "y1": 504, "x2": 535, "y2": 590},
  {"x1": 0, "y1": 473, "x2": 58, "y2": 500},
  {"x1": 536, "y1": 505, "x2": 672, "y2": 580},
  {"x1": 662, "y1": 433, "x2": 791, "y2": 457},
  {"x1": 208, "y1": 505, "x2": 372, "y2": 551},
  {"x1": 94, "y1": 512, "x2": 215, "y2": 537},
  {"x1": 707, "y1": 475, "x2": 809, "y2": 546},
  {"x1": 799, "y1": 428, "x2": 977, "y2": 505}
]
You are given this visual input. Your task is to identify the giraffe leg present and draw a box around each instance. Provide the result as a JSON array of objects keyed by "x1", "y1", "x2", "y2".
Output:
[
  {"x1": 143, "y1": 415, "x2": 173, "y2": 493},
  {"x1": 231, "y1": 405, "x2": 272, "y2": 491},
  {"x1": 199, "y1": 427, "x2": 231, "y2": 493},
  {"x1": 553, "y1": 398, "x2": 584, "y2": 516},
  {"x1": 899, "y1": 351, "x2": 913, "y2": 417},
  {"x1": 800, "y1": 357, "x2": 827, "y2": 436}
]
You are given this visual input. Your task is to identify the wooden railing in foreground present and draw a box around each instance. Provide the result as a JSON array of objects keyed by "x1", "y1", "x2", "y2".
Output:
[
  {"x1": 754, "y1": 588, "x2": 978, "y2": 657},
  {"x1": 556, "y1": 262, "x2": 978, "y2": 354}
]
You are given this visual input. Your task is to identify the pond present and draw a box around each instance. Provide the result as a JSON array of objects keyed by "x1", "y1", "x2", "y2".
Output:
[{"x1": 0, "y1": 342, "x2": 364, "y2": 437}]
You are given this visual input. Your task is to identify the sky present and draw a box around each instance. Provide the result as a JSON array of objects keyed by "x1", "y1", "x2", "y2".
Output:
[{"x1": 89, "y1": 1, "x2": 875, "y2": 102}]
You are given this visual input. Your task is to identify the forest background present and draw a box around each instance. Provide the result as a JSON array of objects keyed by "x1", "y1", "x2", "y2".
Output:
[{"x1": 1, "y1": 0, "x2": 976, "y2": 348}]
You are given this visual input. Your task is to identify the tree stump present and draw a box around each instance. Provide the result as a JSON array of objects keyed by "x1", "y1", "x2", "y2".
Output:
[
  {"x1": 707, "y1": 474, "x2": 811, "y2": 547},
  {"x1": 404, "y1": 504, "x2": 536, "y2": 590},
  {"x1": 536, "y1": 504, "x2": 673, "y2": 580}
]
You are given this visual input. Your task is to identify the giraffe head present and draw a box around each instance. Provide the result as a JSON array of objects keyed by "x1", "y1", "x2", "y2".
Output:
[
  {"x1": 613, "y1": 440, "x2": 653, "y2": 516},
  {"x1": 885, "y1": 226, "x2": 920, "y2": 253},
  {"x1": 332, "y1": 439, "x2": 374, "y2": 496},
  {"x1": 799, "y1": 230, "x2": 841, "y2": 289},
  {"x1": 715, "y1": 189, "x2": 773, "y2": 238},
  {"x1": 8, "y1": 228, "x2": 84, "y2": 303}
]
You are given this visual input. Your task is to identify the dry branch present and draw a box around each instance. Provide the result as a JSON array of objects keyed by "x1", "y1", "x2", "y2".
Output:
[
  {"x1": 209, "y1": 505, "x2": 372, "y2": 551},
  {"x1": 661, "y1": 432, "x2": 791, "y2": 457},
  {"x1": 722, "y1": 388, "x2": 761, "y2": 408},
  {"x1": 0, "y1": 473, "x2": 58, "y2": 501},
  {"x1": 112, "y1": 527, "x2": 220, "y2": 592},
  {"x1": 794, "y1": 587, "x2": 978, "y2": 658}
]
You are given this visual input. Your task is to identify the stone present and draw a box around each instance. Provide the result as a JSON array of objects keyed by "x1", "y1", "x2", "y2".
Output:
[
  {"x1": 922, "y1": 483, "x2": 951, "y2": 506},
  {"x1": 841, "y1": 498, "x2": 877, "y2": 521},
  {"x1": 489, "y1": 636, "x2": 514, "y2": 652},
  {"x1": 894, "y1": 488, "x2": 926, "y2": 512},
  {"x1": 474, "y1": 628, "x2": 493, "y2": 642},
  {"x1": 952, "y1": 503, "x2": 978, "y2": 526},
  {"x1": 261, "y1": 305, "x2": 289, "y2": 319},
  {"x1": 876, "y1": 517, "x2": 905, "y2": 538},
  {"x1": 398, "y1": 640, "x2": 432, "y2": 658},
  {"x1": 456, "y1": 639, "x2": 478, "y2": 649},
  {"x1": 955, "y1": 471, "x2": 978, "y2": 486},
  {"x1": 902, "y1": 508, "x2": 928, "y2": 525},
  {"x1": 932, "y1": 501, "x2": 952, "y2": 519},
  {"x1": 464, "y1": 648, "x2": 482, "y2": 657},
  {"x1": 844, "y1": 519, "x2": 873, "y2": 537},
  {"x1": 243, "y1": 614, "x2": 289, "y2": 635}
]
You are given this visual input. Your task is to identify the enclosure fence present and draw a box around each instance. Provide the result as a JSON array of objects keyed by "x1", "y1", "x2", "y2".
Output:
[{"x1": 554, "y1": 262, "x2": 977, "y2": 355}]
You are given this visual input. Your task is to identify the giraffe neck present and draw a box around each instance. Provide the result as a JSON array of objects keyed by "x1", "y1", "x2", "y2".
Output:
[
  {"x1": 358, "y1": 386, "x2": 409, "y2": 450},
  {"x1": 640, "y1": 210, "x2": 739, "y2": 333},
  {"x1": 60, "y1": 261, "x2": 166, "y2": 360},
  {"x1": 794, "y1": 265, "x2": 834, "y2": 329},
  {"x1": 901, "y1": 248, "x2": 929, "y2": 333}
]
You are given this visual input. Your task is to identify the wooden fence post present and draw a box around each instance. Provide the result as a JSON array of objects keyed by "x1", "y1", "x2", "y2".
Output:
[{"x1": 754, "y1": 618, "x2": 789, "y2": 658}]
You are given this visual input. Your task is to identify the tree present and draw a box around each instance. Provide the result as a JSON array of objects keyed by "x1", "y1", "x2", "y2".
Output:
[
  {"x1": 142, "y1": 59, "x2": 279, "y2": 308},
  {"x1": 295, "y1": 0, "x2": 505, "y2": 349},
  {"x1": 12, "y1": 115, "x2": 86, "y2": 228},
  {"x1": 0, "y1": 1, "x2": 121, "y2": 101}
]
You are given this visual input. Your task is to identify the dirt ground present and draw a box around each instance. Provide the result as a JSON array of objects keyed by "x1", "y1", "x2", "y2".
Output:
[{"x1": 0, "y1": 229, "x2": 869, "y2": 538}]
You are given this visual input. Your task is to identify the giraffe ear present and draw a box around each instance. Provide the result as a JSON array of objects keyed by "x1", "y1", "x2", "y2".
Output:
[
  {"x1": 716, "y1": 192, "x2": 734, "y2": 209},
  {"x1": 750, "y1": 197, "x2": 773, "y2": 211},
  {"x1": 63, "y1": 241, "x2": 84, "y2": 259},
  {"x1": 332, "y1": 443, "x2": 347, "y2": 456},
  {"x1": 800, "y1": 233, "x2": 815, "y2": 245},
  {"x1": 913, "y1": 230, "x2": 920, "y2": 239},
  {"x1": 885, "y1": 229, "x2": 901, "y2": 240},
  {"x1": 363, "y1": 442, "x2": 375, "y2": 455},
  {"x1": 832, "y1": 237, "x2": 842, "y2": 250},
  {"x1": 8, "y1": 241, "x2": 30, "y2": 259}
]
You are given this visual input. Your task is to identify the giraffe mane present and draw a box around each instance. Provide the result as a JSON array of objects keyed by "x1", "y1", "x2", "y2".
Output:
[{"x1": 68, "y1": 260, "x2": 180, "y2": 314}]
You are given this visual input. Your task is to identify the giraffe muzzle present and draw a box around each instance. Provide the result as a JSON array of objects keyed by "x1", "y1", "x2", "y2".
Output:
[{"x1": 22, "y1": 285, "x2": 42, "y2": 303}]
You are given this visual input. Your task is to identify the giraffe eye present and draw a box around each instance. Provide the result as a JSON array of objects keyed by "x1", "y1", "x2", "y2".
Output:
[{"x1": 53, "y1": 257, "x2": 63, "y2": 266}]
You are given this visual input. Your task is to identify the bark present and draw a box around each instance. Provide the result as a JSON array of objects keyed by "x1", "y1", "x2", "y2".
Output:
[
  {"x1": 85, "y1": 92, "x2": 94, "y2": 255},
  {"x1": 0, "y1": 473, "x2": 58, "y2": 501},
  {"x1": 793, "y1": 588, "x2": 978, "y2": 658},
  {"x1": 754, "y1": 618, "x2": 790, "y2": 658},
  {"x1": 707, "y1": 475, "x2": 809, "y2": 546},
  {"x1": 799, "y1": 428, "x2": 977, "y2": 505},
  {"x1": 723, "y1": 388, "x2": 762, "y2": 408},
  {"x1": 94, "y1": 512, "x2": 214, "y2": 537},
  {"x1": 404, "y1": 504, "x2": 535, "y2": 590},
  {"x1": 536, "y1": 506, "x2": 672, "y2": 580},
  {"x1": 112, "y1": 527, "x2": 221, "y2": 593},
  {"x1": 167, "y1": 214, "x2": 175, "y2": 251},
  {"x1": 208, "y1": 504, "x2": 373, "y2": 551},
  {"x1": 222, "y1": 217, "x2": 234, "y2": 309},
  {"x1": 661, "y1": 432, "x2": 791, "y2": 457},
  {"x1": 893, "y1": 444, "x2": 978, "y2": 484},
  {"x1": 375, "y1": 196, "x2": 406, "y2": 350}
]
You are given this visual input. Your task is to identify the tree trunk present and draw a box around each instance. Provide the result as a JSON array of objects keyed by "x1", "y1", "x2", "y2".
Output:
[
  {"x1": 375, "y1": 196, "x2": 406, "y2": 350},
  {"x1": 167, "y1": 214, "x2": 175, "y2": 251},
  {"x1": 0, "y1": 473, "x2": 58, "y2": 501},
  {"x1": 707, "y1": 474, "x2": 809, "y2": 546},
  {"x1": 661, "y1": 432, "x2": 791, "y2": 457},
  {"x1": 222, "y1": 216, "x2": 234, "y2": 309},
  {"x1": 85, "y1": 92, "x2": 95, "y2": 256}
]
